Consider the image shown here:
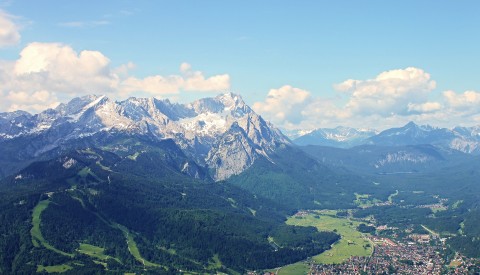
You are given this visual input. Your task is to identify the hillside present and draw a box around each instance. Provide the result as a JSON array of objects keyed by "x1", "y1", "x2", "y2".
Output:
[{"x1": 0, "y1": 143, "x2": 338, "y2": 274}]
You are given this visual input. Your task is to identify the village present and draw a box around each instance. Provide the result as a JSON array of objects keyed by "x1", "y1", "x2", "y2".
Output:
[
  {"x1": 255, "y1": 195, "x2": 479, "y2": 275},
  {"x1": 308, "y1": 234, "x2": 478, "y2": 274},
  {"x1": 305, "y1": 196, "x2": 479, "y2": 275}
]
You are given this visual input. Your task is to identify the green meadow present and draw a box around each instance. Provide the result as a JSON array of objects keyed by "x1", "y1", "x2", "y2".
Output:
[
  {"x1": 31, "y1": 200, "x2": 74, "y2": 257},
  {"x1": 77, "y1": 243, "x2": 121, "y2": 263},
  {"x1": 286, "y1": 211, "x2": 373, "y2": 264},
  {"x1": 36, "y1": 264, "x2": 72, "y2": 273}
]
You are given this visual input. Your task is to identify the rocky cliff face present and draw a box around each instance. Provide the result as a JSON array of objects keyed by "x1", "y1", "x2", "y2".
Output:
[
  {"x1": 206, "y1": 122, "x2": 259, "y2": 180},
  {"x1": 0, "y1": 93, "x2": 290, "y2": 180}
]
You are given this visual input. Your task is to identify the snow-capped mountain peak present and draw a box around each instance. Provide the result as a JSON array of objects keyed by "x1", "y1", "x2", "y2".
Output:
[
  {"x1": 294, "y1": 126, "x2": 377, "y2": 147},
  {"x1": 0, "y1": 93, "x2": 289, "y2": 180}
]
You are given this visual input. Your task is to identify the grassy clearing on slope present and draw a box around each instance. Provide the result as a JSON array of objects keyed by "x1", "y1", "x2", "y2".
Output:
[
  {"x1": 93, "y1": 260, "x2": 108, "y2": 268},
  {"x1": 67, "y1": 167, "x2": 103, "y2": 186},
  {"x1": 451, "y1": 200, "x2": 463, "y2": 209},
  {"x1": 388, "y1": 190, "x2": 399, "y2": 203},
  {"x1": 207, "y1": 254, "x2": 222, "y2": 270},
  {"x1": 431, "y1": 206, "x2": 447, "y2": 213},
  {"x1": 96, "y1": 160, "x2": 112, "y2": 171},
  {"x1": 127, "y1": 151, "x2": 141, "y2": 160},
  {"x1": 227, "y1": 197, "x2": 238, "y2": 208},
  {"x1": 31, "y1": 200, "x2": 50, "y2": 248},
  {"x1": 36, "y1": 264, "x2": 72, "y2": 273},
  {"x1": 77, "y1": 243, "x2": 121, "y2": 263},
  {"x1": 69, "y1": 195, "x2": 161, "y2": 269},
  {"x1": 31, "y1": 200, "x2": 74, "y2": 257},
  {"x1": 113, "y1": 223, "x2": 162, "y2": 268},
  {"x1": 354, "y1": 193, "x2": 381, "y2": 208},
  {"x1": 287, "y1": 211, "x2": 372, "y2": 264},
  {"x1": 78, "y1": 167, "x2": 102, "y2": 182}
]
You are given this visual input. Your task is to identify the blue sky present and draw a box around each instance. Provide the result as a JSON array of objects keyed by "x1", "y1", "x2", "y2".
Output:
[{"x1": 1, "y1": 1, "x2": 480, "y2": 130}]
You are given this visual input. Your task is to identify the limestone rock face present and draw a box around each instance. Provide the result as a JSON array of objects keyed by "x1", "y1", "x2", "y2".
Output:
[{"x1": 0, "y1": 92, "x2": 290, "y2": 180}]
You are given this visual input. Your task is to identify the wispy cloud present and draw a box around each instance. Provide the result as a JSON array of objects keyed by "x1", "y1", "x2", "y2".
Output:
[
  {"x1": 0, "y1": 0, "x2": 14, "y2": 8},
  {"x1": 0, "y1": 9, "x2": 21, "y2": 47},
  {"x1": 59, "y1": 7, "x2": 138, "y2": 29},
  {"x1": 58, "y1": 20, "x2": 110, "y2": 28}
]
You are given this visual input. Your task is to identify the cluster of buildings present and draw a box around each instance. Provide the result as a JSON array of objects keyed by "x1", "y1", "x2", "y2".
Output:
[
  {"x1": 446, "y1": 254, "x2": 480, "y2": 274},
  {"x1": 375, "y1": 224, "x2": 398, "y2": 232},
  {"x1": 373, "y1": 201, "x2": 392, "y2": 207},
  {"x1": 294, "y1": 210, "x2": 309, "y2": 217},
  {"x1": 369, "y1": 236, "x2": 397, "y2": 246},
  {"x1": 308, "y1": 236, "x2": 479, "y2": 275},
  {"x1": 256, "y1": 197, "x2": 478, "y2": 275},
  {"x1": 408, "y1": 234, "x2": 431, "y2": 244},
  {"x1": 367, "y1": 241, "x2": 444, "y2": 274},
  {"x1": 417, "y1": 202, "x2": 447, "y2": 212}
]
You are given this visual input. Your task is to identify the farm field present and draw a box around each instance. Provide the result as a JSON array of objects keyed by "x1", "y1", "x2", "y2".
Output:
[
  {"x1": 286, "y1": 211, "x2": 373, "y2": 264},
  {"x1": 276, "y1": 262, "x2": 309, "y2": 275},
  {"x1": 354, "y1": 193, "x2": 380, "y2": 208}
]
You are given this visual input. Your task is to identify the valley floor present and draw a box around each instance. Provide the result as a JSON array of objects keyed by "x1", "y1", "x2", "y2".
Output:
[
  {"x1": 269, "y1": 210, "x2": 371, "y2": 275},
  {"x1": 258, "y1": 210, "x2": 479, "y2": 275}
]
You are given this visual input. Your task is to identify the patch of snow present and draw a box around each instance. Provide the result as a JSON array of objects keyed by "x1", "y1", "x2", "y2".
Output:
[
  {"x1": 83, "y1": 95, "x2": 106, "y2": 111},
  {"x1": 299, "y1": 129, "x2": 314, "y2": 136},
  {"x1": 0, "y1": 133, "x2": 14, "y2": 139},
  {"x1": 178, "y1": 112, "x2": 228, "y2": 136},
  {"x1": 181, "y1": 162, "x2": 189, "y2": 172},
  {"x1": 63, "y1": 158, "x2": 77, "y2": 169}
]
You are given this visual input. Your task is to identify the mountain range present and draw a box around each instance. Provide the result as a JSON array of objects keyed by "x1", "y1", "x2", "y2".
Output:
[
  {"x1": 0, "y1": 93, "x2": 343, "y2": 274},
  {"x1": 294, "y1": 122, "x2": 480, "y2": 154},
  {"x1": 1, "y1": 93, "x2": 480, "y2": 273},
  {"x1": 0, "y1": 93, "x2": 374, "y2": 210},
  {"x1": 294, "y1": 126, "x2": 377, "y2": 148},
  {"x1": 0, "y1": 93, "x2": 288, "y2": 181},
  {"x1": 2, "y1": 93, "x2": 479, "y2": 183}
]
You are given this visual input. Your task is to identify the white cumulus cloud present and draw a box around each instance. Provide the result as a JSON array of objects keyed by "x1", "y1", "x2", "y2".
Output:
[
  {"x1": 252, "y1": 85, "x2": 311, "y2": 125},
  {"x1": 0, "y1": 43, "x2": 230, "y2": 113},
  {"x1": 255, "y1": 68, "x2": 480, "y2": 131},
  {"x1": 407, "y1": 102, "x2": 442, "y2": 114},
  {"x1": 336, "y1": 67, "x2": 436, "y2": 116},
  {"x1": 120, "y1": 62, "x2": 230, "y2": 96},
  {"x1": 443, "y1": 90, "x2": 480, "y2": 109},
  {"x1": 7, "y1": 90, "x2": 60, "y2": 112}
]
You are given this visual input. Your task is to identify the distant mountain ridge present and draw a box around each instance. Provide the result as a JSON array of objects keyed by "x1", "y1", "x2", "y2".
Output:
[
  {"x1": 0, "y1": 93, "x2": 289, "y2": 180},
  {"x1": 300, "y1": 143, "x2": 473, "y2": 175},
  {"x1": 294, "y1": 122, "x2": 480, "y2": 154},
  {"x1": 366, "y1": 122, "x2": 480, "y2": 154},
  {"x1": 294, "y1": 126, "x2": 377, "y2": 147}
]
